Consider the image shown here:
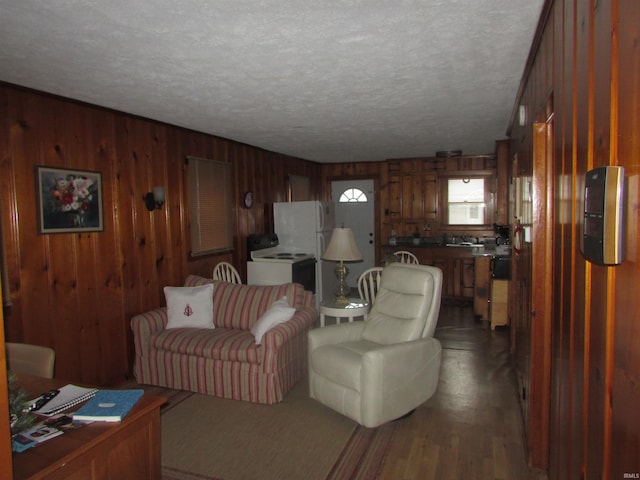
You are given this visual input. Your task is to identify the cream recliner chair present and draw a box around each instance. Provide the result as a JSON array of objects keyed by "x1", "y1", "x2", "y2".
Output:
[{"x1": 308, "y1": 263, "x2": 443, "y2": 428}]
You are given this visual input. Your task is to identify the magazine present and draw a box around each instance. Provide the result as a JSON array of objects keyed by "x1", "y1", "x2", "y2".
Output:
[{"x1": 12, "y1": 415, "x2": 76, "y2": 453}]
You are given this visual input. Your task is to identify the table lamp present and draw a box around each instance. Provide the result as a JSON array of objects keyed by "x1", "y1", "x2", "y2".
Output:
[{"x1": 322, "y1": 227, "x2": 363, "y2": 304}]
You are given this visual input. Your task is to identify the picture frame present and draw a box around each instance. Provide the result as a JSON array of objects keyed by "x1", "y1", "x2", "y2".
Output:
[{"x1": 35, "y1": 166, "x2": 104, "y2": 234}]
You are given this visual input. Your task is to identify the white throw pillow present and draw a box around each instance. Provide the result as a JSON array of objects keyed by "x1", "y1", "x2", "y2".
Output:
[
  {"x1": 164, "y1": 284, "x2": 215, "y2": 329},
  {"x1": 251, "y1": 296, "x2": 295, "y2": 344}
]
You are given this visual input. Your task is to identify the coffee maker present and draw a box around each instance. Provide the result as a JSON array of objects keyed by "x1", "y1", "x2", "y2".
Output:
[
  {"x1": 492, "y1": 223, "x2": 512, "y2": 276},
  {"x1": 493, "y1": 223, "x2": 510, "y2": 245}
]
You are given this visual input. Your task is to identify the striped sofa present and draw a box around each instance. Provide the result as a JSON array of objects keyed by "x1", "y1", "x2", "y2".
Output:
[{"x1": 131, "y1": 275, "x2": 317, "y2": 404}]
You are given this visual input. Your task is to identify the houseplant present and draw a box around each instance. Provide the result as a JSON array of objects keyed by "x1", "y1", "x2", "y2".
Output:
[{"x1": 7, "y1": 374, "x2": 35, "y2": 435}]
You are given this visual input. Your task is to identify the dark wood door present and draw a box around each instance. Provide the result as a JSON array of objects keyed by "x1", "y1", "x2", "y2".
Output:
[{"x1": 512, "y1": 118, "x2": 554, "y2": 469}]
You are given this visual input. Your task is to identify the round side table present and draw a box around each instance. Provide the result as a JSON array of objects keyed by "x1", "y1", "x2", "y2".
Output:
[{"x1": 320, "y1": 298, "x2": 369, "y2": 327}]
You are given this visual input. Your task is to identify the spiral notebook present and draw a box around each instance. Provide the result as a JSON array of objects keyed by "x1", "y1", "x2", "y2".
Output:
[{"x1": 34, "y1": 384, "x2": 98, "y2": 416}]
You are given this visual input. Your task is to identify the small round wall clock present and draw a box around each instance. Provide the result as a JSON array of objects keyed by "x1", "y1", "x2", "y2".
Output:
[{"x1": 243, "y1": 191, "x2": 253, "y2": 209}]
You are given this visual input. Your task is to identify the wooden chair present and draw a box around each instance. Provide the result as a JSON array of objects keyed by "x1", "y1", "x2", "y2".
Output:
[
  {"x1": 357, "y1": 267, "x2": 384, "y2": 305},
  {"x1": 6, "y1": 342, "x2": 55, "y2": 379},
  {"x1": 213, "y1": 262, "x2": 242, "y2": 284},
  {"x1": 394, "y1": 251, "x2": 419, "y2": 264}
]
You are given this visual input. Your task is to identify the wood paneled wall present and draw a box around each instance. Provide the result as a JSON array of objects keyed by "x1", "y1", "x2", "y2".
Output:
[
  {"x1": 0, "y1": 84, "x2": 320, "y2": 386},
  {"x1": 507, "y1": 0, "x2": 639, "y2": 477}
]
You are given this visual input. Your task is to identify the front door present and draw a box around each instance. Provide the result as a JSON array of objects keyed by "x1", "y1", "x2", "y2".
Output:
[{"x1": 331, "y1": 179, "x2": 375, "y2": 289}]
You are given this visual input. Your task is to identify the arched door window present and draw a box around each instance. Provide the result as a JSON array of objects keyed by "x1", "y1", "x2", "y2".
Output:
[{"x1": 339, "y1": 188, "x2": 368, "y2": 203}]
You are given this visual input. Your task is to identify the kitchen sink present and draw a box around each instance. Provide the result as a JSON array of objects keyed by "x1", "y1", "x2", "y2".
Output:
[{"x1": 445, "y1": 242, "x2": 482, "y2": 247}]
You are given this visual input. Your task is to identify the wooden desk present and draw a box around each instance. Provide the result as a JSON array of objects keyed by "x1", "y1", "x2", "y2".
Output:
[{"x1": 12, "y1": 376, "x2": 166, "y2": 480}]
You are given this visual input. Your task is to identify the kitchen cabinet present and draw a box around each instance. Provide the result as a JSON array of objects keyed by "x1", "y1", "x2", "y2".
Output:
[
  {"x1": 389, "y1": 173, "x2": 438, "y2": 222},
  {"x1": 490, "y1": 279, "x2": 509, "y2": 329},
  {"x1": 388, "y1": 174, "x2": 402, "y2": 220},
  {"x1": 461, "y1": 257, "x2": 474, "y2": 298},
  {"x1": 383, "y1": 246, "x2": 475, "y2": 299},
  {"x1": 422, "y1": 173, "x2": 438, "y2": 219},
  {"x1": 474, "y1": 256, "x2": 491, "y2": 320},
  {"x1": 401, "y1": 174, "x2": 419, "y2": 219}
]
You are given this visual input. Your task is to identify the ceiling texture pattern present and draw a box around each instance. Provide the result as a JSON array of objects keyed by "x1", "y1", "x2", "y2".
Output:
[{"x1": 0, "y1": 1, "x2": 544, "y2": 163}]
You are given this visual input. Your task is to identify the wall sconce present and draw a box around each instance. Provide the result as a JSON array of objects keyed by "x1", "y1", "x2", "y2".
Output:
[
  {"x1": 518, "y1": 104, "x2": 527, "y2": 126},
  {"x1": 144, "y1": 186, "x2": 165, "y2": 211}
]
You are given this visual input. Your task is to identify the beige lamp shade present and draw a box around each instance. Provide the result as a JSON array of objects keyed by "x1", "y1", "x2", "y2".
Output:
[{"x1": 322, "y1": 227, "x2": 362, "y2": 261}]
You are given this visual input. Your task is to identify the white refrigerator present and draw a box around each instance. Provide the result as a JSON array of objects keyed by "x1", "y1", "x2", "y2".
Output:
[{"x1": 273, "y1": 201, "x2": 335, "y2": 304}]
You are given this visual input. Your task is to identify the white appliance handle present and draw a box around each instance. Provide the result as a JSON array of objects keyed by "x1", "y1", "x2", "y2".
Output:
[
  {"x1": 317, "y1": 202, "x2": 325, "y2": 232},
  {"x1": 319, "y1": 232, "x2": 326, "y2": 256}
]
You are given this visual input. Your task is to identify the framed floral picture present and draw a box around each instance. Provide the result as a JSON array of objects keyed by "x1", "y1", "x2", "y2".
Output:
[{"x1": 35, "y1": 166, "x2": 104, "y2": 234}]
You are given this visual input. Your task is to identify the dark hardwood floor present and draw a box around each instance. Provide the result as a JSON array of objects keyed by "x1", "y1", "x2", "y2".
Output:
[{"x1": 378, "y1": 301, "x2": 548, "y2": 480}]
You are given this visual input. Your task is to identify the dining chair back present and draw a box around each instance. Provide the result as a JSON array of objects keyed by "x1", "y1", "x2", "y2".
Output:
[
  {"x1": 213, "y1": 262, "x2": 242, "y2": 283},
  {"x1": 6, "y1": 342, "x2": 56, "y2": 379},
  {"x1": 393, "y1": 250, "x2": 419, "y2": 264},
  {"x1": 357, "y1": 267, "x2": 384, "y2": 304}
]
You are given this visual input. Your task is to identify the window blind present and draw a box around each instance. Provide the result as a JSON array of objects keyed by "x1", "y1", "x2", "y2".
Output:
[{"x1": 187, "y1": 156, "x2": 233, "y2": 256}]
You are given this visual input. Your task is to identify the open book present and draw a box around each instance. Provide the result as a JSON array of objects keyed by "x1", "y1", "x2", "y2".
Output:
[{"x1": 33, "y1": 384, "x2": 98, "y2": 416}]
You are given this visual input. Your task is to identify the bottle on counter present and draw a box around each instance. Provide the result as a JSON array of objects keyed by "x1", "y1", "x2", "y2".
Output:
[
  {"x1": 412, "y1": 227, "x2": 421, "y2": 245},
  {"x1": 389, "y1": 229, "x2": 397, "y2": 246}
]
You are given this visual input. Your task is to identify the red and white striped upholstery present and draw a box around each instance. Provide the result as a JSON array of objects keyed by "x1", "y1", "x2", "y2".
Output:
[{"x1": 132, "y1": 275, "x2": 317, "y2": 404}]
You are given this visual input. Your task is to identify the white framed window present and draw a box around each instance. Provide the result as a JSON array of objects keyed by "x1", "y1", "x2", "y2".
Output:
[
  {"x1": 446, "y1": 178, "x2": 486, "y2": 225},
  {"x1": 187, "y1": 156, "x2": 233, "y2": 256},
  {"x1": 339, "y1": 188, "x2": 368, "y2": 203}
]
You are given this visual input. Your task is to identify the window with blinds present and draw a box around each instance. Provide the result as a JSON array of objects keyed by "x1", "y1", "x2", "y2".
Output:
[{"x1": 187, "y1": 156, "x2": 233, "y2": 256}]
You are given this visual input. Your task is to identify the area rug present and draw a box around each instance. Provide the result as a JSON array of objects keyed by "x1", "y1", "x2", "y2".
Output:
[{"x1": 155, "y1": 379, "x2": 396, "y2": 480}]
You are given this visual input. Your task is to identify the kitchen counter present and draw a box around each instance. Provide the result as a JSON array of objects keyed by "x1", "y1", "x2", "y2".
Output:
[
  {"x1": 382, "y1": 244, "x2": 476, "y2": 298},
  {"x1": 471, "y1": 245, "x2": 504, "y2": 257},
  {"x1": 384, "y1": 242, "x2": 491, "y2": 255},
  {"x1": 382, "y1": 243, "x2": 512, "y2": 299},
  {"x1": 383, "y1": 242, "x2": 479, "y2": 249},
  {"x1": 382, "y1": 239, "x2": 511, "y2": 257}
]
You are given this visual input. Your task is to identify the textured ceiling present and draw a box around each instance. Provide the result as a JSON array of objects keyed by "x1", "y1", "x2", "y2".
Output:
[{"x1": 0, "y1": 1, "x2": 543, "y2": 163}]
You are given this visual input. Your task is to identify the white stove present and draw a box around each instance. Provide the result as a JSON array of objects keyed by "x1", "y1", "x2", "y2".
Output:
[
  {"x1": 250, "y1": 247, "x2": 315, "y2": 264},
  {"x1": 247, "y1": 234, "x2": 317, "y2": 293}
]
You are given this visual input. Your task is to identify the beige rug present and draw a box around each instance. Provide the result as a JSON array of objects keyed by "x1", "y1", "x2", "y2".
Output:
[{"x1": 157, "y1": 378, "x2": 395, "y2": 480}]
